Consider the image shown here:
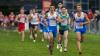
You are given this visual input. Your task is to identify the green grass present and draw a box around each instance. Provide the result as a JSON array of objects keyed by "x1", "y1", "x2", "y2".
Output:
[{"x1": 0, "y1": 30, "x2": 100, "y2": 56}]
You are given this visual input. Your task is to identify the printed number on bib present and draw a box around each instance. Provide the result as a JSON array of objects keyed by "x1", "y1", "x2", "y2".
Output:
[
  {"x1": 75, "y1": 23, "x2": 83, "y2": 29},
  {"x1": 61, "y1": 19, "x2": 67, "y2": 25},
  {"x1": 49, "y1": 19, "x2": 56, "y2": 26}
]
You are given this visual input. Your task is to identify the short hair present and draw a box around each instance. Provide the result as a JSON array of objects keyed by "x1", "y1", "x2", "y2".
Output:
[
  {"x1": 50, "y1": 4, "x2": 55, "y2": 7},
  {"x1": 74, "y1": 3, "x2": 82, "y2": 9},
  {"x1": 58, "y1": 2, "x2": 63, "y2": 5},
  {"x1": 61, "y1": 6, "x2": 68, "y2": 9},
  {"x1": 75, "y1": 3, "x2": 81, "y2": 7}
]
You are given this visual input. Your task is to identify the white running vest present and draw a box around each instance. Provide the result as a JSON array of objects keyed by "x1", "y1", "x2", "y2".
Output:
[
  {"x1": 30, "y1": 13, "x2": 39, "y2": 24},
  {"x1": 47, "y1": 12, "x2": 57, "y2": 26},
  {"x1": 74, "y1": 12, "x2": 85, "y2": 29},
  {"x1": 19, "y1": 14, "x2": 26, "y2": 23}
]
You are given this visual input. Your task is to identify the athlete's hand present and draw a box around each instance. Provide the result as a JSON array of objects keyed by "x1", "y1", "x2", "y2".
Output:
[
  {"x1": 60, "y1": 19, "x2": 64, "y2": 22},
  {"x1": 80, "y1": 22, "x2": 84, "y2": 26}
]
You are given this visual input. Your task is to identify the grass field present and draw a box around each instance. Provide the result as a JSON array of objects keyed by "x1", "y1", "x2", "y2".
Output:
[{"x1": 0, "y1": 30, "x2": 100, "y2": 56}]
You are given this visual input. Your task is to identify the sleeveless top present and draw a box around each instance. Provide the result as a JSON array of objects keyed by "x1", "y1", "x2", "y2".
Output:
[
  {"x1": 74, "y1": 12, "x2": 86, "y2": 29},
  {"x1": 30, "y1": 13, "x2": 39, "y2": 24},
  {"x1": 59, "y1": 13, "x2": 69, "y2": 26},
  {"x1": 19, "y1": 14, "x2": 26, "y2": 23},
  {"x1": 9, "y1": 15, "x2": 15, "y2": 21},
  {"x1": 47, "y1": 12, "x2": 57, "y2": 26},
  {"x1": 0, "y1": 15, "x2": 4, "y2": 21}
]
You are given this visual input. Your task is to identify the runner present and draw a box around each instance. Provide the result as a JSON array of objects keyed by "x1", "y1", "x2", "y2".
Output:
[
  {"x1": 46, "y1": 5, "x2": 60, "y2": 55},
  {"x1": 28, "y1": 8, "x2": 39, "y2": 42},
  {"x1": 28, "y1": 10, "x2": 33, "y2": 39},
  {"x1": 0, "y1": 11, "x2": 4, "y2": 28},
  {"x1": 57, "y1": 7, "x2": 70, "y2": 52},
  {"x1": 16, "y1": 9, "x2": 27, "y2": 41},
  {"x1": 9, "y1": 12, "x2": 15, "y2": 29},
  {"x1": 72, "y1": 3, "x2": 90, "y2": 54},
  {"x1": 3, "y1": 16, "x2": 9, "y2": 30},
  {"x1": 39, "y1": 11, "x2": 46, "y2": 42}
]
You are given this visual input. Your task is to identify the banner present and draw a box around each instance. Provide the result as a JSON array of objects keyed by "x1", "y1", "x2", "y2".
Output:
[{"x1": 42, "y1": 0, "x2": 51, "y2": 12}]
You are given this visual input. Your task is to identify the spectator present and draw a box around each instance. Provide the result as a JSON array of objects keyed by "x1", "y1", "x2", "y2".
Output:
[
  {"x1": 87, "y1": 9, "x2": 94, "y2": 33},
  {"x1": 0, "y1": 11, "x2": 4, "y2": 28},
  {"x1": 3, "y1": 16, "x2": 9, "y2": 30},
  {"x1": 94, "y1": 10, "x2": 100, "y2": 34},
  {"x1": 9, "y1": 12, "x2": 16, "y2": 29}
]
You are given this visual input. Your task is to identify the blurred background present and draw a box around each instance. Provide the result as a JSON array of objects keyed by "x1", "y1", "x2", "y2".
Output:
[{"x1": 0, "y1": 0, "x2": 100, "y2": 15}]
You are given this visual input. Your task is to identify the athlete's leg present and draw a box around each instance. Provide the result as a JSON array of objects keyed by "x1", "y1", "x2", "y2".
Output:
[
  {"x1": 29, "y1": 23, "x2": 32, "y2": 39},
  {"x1": 32, "y1": 25, "x2": 38, "y2": 42},
  {"x1": 48, "y1": 32, "x2": 53, "y2": 55},
  {"x1": 57, "y1": 30, "x2": 63, "y2": 49},
  {"x1": 64, "y1": 30, "x2": 68, "y2": 52},
  {"x1": 76, "y1": 32, "x2": 82, "y2": 54},
  {"x1": 81, "y1": 34, "x2": 85, "y2": 42},
  {"x1": 31, "y1": 27, "x2": 35, "y2": 42},
  {"x1": 34, "y1": 25, "x2": 38, "y2": 38},
  {"x1": 21, "y1": 31, "x2": 25, "y2": 41},
  {"x1": 81, "y1": 29, "x2": 86, "y2": 42}
]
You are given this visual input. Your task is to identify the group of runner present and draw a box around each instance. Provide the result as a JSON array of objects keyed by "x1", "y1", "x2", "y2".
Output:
[
  {"x1": 0, "y1": 2, "x2": 90, "y2": 55},
  {"x1": 0, "y1": 11, "x2": 16, "y2": 30}
]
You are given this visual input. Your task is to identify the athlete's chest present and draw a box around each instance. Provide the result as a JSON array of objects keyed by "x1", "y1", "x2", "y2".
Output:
[
  {"x1": 10, "y1": 15, "x2": 14, "y2": 18},
  {"x1": 19, "y1": 14, "x2": 26, "y2": 18},
  {"x1": 48, "y1": 12, "x2": 57, "y2": 20},
  {"x1": 74, "y1": 13, "x2": 85, "y2": 22},
  {"x1": 32, "y1": 14, "x2": 38, "y2": 19},
  {"x1": 60, "y1": 14, "x2": 68, "y2": 19}
]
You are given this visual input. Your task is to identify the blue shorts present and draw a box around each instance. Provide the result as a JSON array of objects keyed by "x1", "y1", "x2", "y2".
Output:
[
  {"x1": 43, "y1": 27, "x2": 48, "y2": 32},
  {"x1": 39, "y1": 24, "x2": 44, "y2": 30},
  {"x1": 75, "y1": 27, "x2": 86, "y2": 35},
  {"x1": 59, "y1": 29, "x2": 68, "y2": 35},
  {"x1": 48, "y1": 26, "x2": 57, "y2": 38}
]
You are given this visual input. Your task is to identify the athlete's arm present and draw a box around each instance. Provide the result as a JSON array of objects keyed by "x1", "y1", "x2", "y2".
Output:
[
  {"x1": 68, "y1": 14, "x2": 71, "y2": 25},
  {"x1": 25, "y1": 14, "x2": 28, "y2": 22},
  {"x1": 2, "y1": 15, "x2": 4, "y2": 19},
  {"x1": 44, "y1": 13, "x2": 48, "y2": 19},
  {"x1": 28, "y1": 14, "x2": 32, "y2": 21},
  {"x1": 15, "y1": 14, "x2": 19, "y2": 22},
  {"x1": 71, "y1": 14, "x2": 75, "y2": 28},
  {"x1": 56, "y1": 16, "x2": 61, "y2": 22},
  {"x1": 37, "y1": 13, "x2": 40, "y2": 22},
  {"x1": 83, "y1": 13, "x2": 90, "y2": 25}
]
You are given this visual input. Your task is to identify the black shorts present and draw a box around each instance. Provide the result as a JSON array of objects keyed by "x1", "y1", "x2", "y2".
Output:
[
  {"x1": 10, "y1": 20, "x2": 15, "y2": 24},
  {"x1": 59, "y1": 29, "x2": 67, "y2": 35},
  {"x1": 30, "y1": 23, "x2": 38, "y2": 29},
  {"x1": 0, "y1": 21, "x2": 3, "y2": 25},
  {"x1": 29, "y1": 23, "x2": 31, "y2": 29},
  {"x1": 14, "y1": 21, "x2": 18, "y2": 27}
]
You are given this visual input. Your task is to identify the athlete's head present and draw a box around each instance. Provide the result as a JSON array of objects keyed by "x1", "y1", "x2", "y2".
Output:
[
  {"x1": 4, "y1": 16, "x2": 8, "y2": 19},
  {"x1": 50, "y1": 4, "x2": 55, "y2": 12},
  {"x1": 41, "y1": 10, "x2": 45, "y2": 15},
  {"x1": 32, "y1": 8, "x2": 36, "y2": 13},
  {"x1": 10, "y1": 12, "x2": 14, "y2": 15},
  {"x1": 20, "y1": 9, "x2": 24, "y2": 14},
  {"x1": 29, "y1": 10, "x2": 33, "y2": 14},
  {"x1": 58, "y1": 2, "x2": 63, "y2": 8},
  {"x1": 75, "y1": 3, "x2": 82, "y2": 12},
  {"x1": 62, "y1": 7, "x2": 67, "y2": 14},
  {"x1": 0, "y1": 11, "x2": 3, "y2": 15}
]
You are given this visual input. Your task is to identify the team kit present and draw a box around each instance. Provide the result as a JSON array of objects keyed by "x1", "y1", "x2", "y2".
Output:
[{"x1": 0, "y1": 3, "x2": 90, "y2": 55}]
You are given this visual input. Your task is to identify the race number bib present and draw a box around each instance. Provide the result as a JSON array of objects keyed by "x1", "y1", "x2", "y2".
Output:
[
  {"x1": 33, "y1": 18, "x2": 37, "y2": 22},
  {"x1": 20, "y1": 18, "x2": 25, "y2": 23},
  {"x1": 75, "y1": 23, "x2": 83, "y2": 29},
  {"x1": 49, "y1": 19, "x2": 56, "y2": 26},
  {"x1": 61, "y1": 19, "x2": 67, "y2": 25},
  {"x1": 31, "y1": 18, "x2": 38, "y2": 24}
]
